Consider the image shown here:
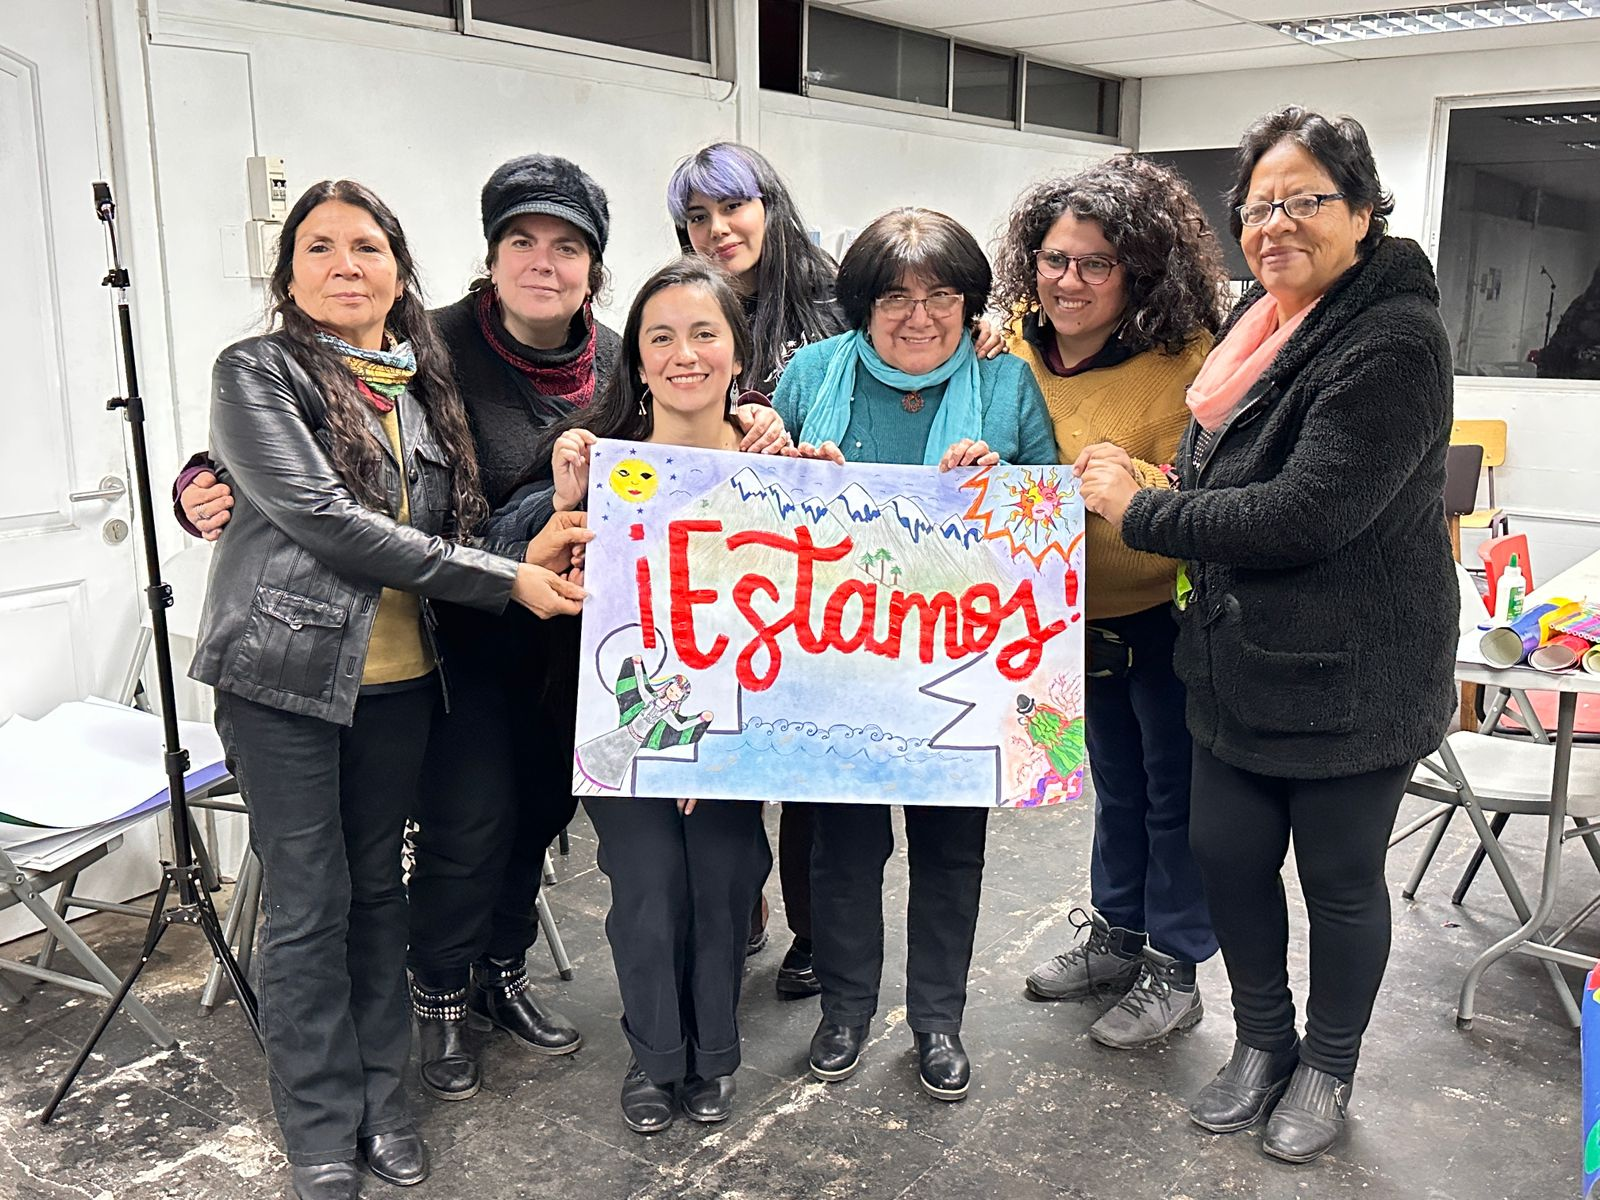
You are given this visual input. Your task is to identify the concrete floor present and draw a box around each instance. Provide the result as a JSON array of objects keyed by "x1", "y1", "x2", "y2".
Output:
[{"x1": 0, "y1": 794, "x2": 1589, "y2": 1200}]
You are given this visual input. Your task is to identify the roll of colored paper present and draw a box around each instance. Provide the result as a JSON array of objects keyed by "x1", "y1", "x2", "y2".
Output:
[
  {"x1": 1480, "y1": 603, "x2": 1560, "y2": 668},
  {"x1": 1530, "y1": 633, "x2": 1594, "y2": 673},
  {"x1": 1585, "y1": 645, "x2": 1600, "y2": 676}
]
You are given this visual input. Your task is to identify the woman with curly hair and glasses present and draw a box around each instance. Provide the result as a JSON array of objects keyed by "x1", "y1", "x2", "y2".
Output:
[{"x1": 992, "y1": 156, "x2": 1227, "y2": 1051}]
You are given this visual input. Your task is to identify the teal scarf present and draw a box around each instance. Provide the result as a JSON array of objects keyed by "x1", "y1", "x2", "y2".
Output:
[{"x1": 798, "y1": 330, "x2": 982, "y2": 466}]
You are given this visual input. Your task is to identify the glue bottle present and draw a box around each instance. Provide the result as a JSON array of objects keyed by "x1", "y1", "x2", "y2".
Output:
[{"x1": 1496, "y1": 553, "x2": 1527, "y2": 624}]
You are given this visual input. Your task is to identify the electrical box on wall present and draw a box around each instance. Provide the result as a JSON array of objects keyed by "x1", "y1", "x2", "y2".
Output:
[
  {"x1": 246, "y1": 221, "x2": 281, "y2": 280},
  {"x1": 246, "y1": 155, "x2": 288, "y2": 221}
]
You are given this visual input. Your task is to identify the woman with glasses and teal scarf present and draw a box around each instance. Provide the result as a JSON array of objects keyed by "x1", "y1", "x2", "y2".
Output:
[
  {"x1": 190, "y1": 180, "x2": 585, "y2": 1200},
  {"x1": 774, "y1": 206, "x2": 1057, "y2": 1103}
]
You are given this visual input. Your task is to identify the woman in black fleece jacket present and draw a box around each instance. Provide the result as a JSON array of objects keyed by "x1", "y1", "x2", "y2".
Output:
[{"x1": 1078, "y1": 108, "x2": 1455, "y2": 1165}]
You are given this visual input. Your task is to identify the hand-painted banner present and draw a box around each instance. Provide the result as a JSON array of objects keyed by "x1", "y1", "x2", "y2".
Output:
[{"x1": 571, "y1": 439, "x2": 1086, "y2": 808}]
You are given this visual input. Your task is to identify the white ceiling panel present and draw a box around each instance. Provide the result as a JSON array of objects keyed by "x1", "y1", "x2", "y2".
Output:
[
  {"x1": 836, "y1": 0, "x2": 1111, "y2": 24},
  {"x1": 1197, "y1": 0, "x2": 1405, "y2": 19},
  {"x1": 1094, "y1": 40, "x2": 1343, "y2": 75},
  {"x1": 1057, "y1": 22, "x2": 1302, "y2": 65},
  {"x1": 931, "y1": 2, "x2": 1234, "y2": 48},
  {"x1": 1310, "y1": 18, "x2": 1600, "y2": 59}
]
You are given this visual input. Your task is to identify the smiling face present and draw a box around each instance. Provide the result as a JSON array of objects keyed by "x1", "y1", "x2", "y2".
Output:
[
  {"x1": 682, "y1": 191, "x2": 767, "y2": 286},
  {"x1": 1037, "y1": 211, "x2": 1127, "y2": 362},
  {"x1": 637, "y1": 283, "x2": 742, "y2": 421},
  {"x1": 489, "y1": 213, "x2": 593, "y2": 346},
  {"x1": 1241, "y1": 140, "x2": 1371, "y2": 318},
  {"x1": 608, "y1": 458, "x2": 659, "y2": 504},
  {"x1": 290, "y1": 200, "x2": 400, "y2": 349},
  {"x1": 867, "y1": 273, "x2": 965, "y2": 375}
]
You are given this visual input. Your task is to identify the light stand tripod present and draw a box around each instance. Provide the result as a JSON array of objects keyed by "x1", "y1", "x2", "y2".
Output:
[{"x1": 40, "y1": 182, "x2": 262, "y2": 1125}]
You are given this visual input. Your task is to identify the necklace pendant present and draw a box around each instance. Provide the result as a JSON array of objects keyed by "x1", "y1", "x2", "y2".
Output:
[{"x1": 901, "y1": 390, "x2": 924, "y2": 414}]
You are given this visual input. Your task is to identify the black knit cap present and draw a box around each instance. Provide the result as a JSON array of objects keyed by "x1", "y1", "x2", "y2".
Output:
[{"x1": 481, "y1": 154, "x2": 610, "y2": 256}]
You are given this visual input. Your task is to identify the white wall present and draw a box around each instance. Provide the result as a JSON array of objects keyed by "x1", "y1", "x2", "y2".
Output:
[{"x1": 1139, "y1": 44, "x2": 1600, "y2": 577}]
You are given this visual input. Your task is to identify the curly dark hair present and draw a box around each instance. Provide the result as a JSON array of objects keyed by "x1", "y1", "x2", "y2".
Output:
[
  {"x1": 1226, "y1": 106, "x2": 1393, "y2": 257},
  {"x1": 993, "y1": 155, "x2": 1226, "y2": 355},
  {"x1": 268, "y1": 179, "x2": 488, "y2": 534}
]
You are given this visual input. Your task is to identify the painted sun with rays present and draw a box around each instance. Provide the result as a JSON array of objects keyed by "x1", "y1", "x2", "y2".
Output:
[{"x1": 1005, "y1": 469, "x2": 1068, "y2": 541}]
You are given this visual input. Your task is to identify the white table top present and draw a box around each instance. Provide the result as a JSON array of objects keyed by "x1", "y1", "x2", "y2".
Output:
[{"x1": 1455, "y1": 547, "x2": 1600, "y2": 695}]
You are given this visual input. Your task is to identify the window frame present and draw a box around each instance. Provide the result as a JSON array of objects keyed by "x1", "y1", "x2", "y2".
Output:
[{"x1": 1424, "y1": 86, "x2": 1600, "y2": 392}]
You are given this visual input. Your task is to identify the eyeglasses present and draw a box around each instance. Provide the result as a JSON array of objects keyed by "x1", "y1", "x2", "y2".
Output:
[
  {"x1": 1032, "y1": 250, "x2": 1120, "y2": 286},
  {"x1": 873, "y1": 291, "x2": 964, "y2": 319},
  {"x1": 1236, "y1": 192, "x2": 1345, "y2": 227}
]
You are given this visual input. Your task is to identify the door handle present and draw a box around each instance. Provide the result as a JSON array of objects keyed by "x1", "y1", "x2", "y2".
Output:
[{"x1": 69, "y1": 475, "x2": 128, "y2": 503}]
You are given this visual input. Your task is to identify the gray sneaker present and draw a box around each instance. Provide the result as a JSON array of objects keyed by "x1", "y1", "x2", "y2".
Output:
[
  {"x1": 1025, "y1": 908, "x2": 1145, "y2": 1001},
  {"x1": 1088, "y1": 946, "x2": 1203, "y2": 1049}
]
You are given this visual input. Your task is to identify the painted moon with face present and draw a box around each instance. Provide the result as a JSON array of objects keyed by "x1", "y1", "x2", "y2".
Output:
[{"x1": 608, "y1": 458, "x2": 660, "y2": 504}]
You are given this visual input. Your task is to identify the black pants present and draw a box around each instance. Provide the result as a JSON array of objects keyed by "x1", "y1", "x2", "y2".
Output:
[
  {"x1": 584, "y1": 796, "x2": 771, "y2": 1086},
  {"x1": 811, "y1": 804, "x2": 987, "y2": 1034},
  {"x1": 215, "y1": 684, "x2": 434, "y2": 1165},
  {"x1": 1188, "y1": 745, "x2": 1412, "y2": 1080},
  {"x1": 777, "y1": 803, "x2": 814, "y2": 941},
  {"x1": 407, "y1": 615, "x2": 579, "y2": 989},
  {"x1": 1085, "y1": 604, "x2": 1215, "y2": 963}
]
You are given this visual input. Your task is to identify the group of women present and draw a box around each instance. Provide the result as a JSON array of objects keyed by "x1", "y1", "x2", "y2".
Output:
[{"x1": 178, "y1": 106, "x2": 1456, "y2": 1200}]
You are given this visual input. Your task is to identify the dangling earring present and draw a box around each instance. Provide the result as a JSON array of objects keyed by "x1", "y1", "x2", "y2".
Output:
[
  {"x1": 1038, "y1": 305, "x2": 1050, "y2": 329},
  {"x1": 727, "y1": 377, "x2": 741, "y2": 416},
  {"x1": 638, "y1": 386, "x2": 652, "y2": 419}
]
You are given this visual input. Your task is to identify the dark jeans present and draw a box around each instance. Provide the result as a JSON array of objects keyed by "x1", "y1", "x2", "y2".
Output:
[
  {"x1": 1188, "y1": 745, "x2": 1412, "y2": 1080},
  {"x1": 778, "y1": 803, "x2": 815, "y2": 941},
  {"x1": 1085, "y1": 604, "x2": 1215, "y2": 963},
  {"x1": 407, "y1": 615, "x2": 579, "y2": 989},
  {"x1": 584, "y1": 796, "x2": 771, "y2": 1086},
  {"x1": 215, "y1": 684, "x2": 434, "y2": 1165},
  {"x1": 810, "y1": 804, "x2": 987, "y2": 1034}
]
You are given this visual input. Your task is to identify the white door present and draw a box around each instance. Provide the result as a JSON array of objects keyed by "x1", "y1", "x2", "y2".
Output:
[{"x1": 1, "y1": 0, "x2": 153, "y2": 940}]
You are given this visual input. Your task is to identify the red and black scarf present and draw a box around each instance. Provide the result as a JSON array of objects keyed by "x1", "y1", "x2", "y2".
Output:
[{"x1": 475, "y1": 287, "x2": 598, "y2": 409}]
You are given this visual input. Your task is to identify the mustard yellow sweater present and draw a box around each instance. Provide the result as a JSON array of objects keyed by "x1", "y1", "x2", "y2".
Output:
[{"x1": 1005, "y1": 327, "x2": 1212, "y2": 620}]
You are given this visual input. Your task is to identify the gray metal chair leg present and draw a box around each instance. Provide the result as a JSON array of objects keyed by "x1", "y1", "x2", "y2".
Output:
[
  {"x1": 1452, "y1": 812, "x2": 1510, "y2": 905},
  {"x1": 34, "y1": 871, "x2": 80, "y2": 973},
  {"x1": 0, "y1": 970, "x2": 26, "y2": 1008},
  {"x1": 537, "y1": 892, "x2": 573, "y2": 981},
  {"x1": 1403, "y1": 806, "x2": 1457, "y2": 900}
]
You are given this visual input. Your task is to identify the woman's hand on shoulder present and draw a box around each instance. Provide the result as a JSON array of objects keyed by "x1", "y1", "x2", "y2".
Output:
[
  {"x1": 972, "y1": 317, "x2": 1009, "y2": 360},
  {"x1": 735, "y1": 403, "x2": 792, "y2": 455},
  {"x1": 552, "y1": 428, "x2": 596, "y2": 512},
  {"x1": 525, "y1": 509, "x2": 595, "y2": 573},
  {"x1": 510, "y1": 562, "x2": 586, "y2": 618},
  {"x1": 939, "y1": 439, "x2": 999, "y2": 472},
  {"x1": 182, "y1": 472, "x2": 234, "y2": 541},
  {"x1": 782, "y1": 440, "x2": 846, "y2": 465}
]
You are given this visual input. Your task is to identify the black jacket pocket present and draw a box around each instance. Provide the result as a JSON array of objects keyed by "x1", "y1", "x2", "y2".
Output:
[
  {"x1": 1218, "y1": 633, "x2": 1358, "y2": 737},
  {"x1": 229, "y1": 586, "x2": 349, "y2": 703}
]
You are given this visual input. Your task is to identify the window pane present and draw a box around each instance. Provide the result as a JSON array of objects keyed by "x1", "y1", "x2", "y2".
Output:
[
  {"x1": 760, "y1": 0, "x2": 804, "y2": 94},
  {"x1": 953, "y1": 45, "x2": 1015, "y2": 122},
  {"x1": 1435, "y1": 102, "x2": 1600, "y2": 379},
  {"x1": 1025, "y1": 61, "x2": 1116, "y2": 136},
  {"x1": 474, "y1": 0, "x2": 710, "y2": 62},
  {"x1": 355, "y1": 0, "x2": 455, "y2": 16},
  {"x1": 806, "y1": 8, "x2": 948, "y2": 108}
]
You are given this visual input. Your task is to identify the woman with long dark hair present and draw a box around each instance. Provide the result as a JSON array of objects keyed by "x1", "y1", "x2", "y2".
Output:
[
  {"x1": 190, "y1": 180, "x2": 583, "y2": 1200},
  {"x1": 992, "y1": 157, "x2": 1224, "y2": 1050}
]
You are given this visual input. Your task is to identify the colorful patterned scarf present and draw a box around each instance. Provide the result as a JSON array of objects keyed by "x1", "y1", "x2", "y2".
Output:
[
  {"x1": 475, "y1": 286, "x2": 598, "y2": 409},
  {"x1": 316, "y1": 331, "x2": 416, "y2": 412}
]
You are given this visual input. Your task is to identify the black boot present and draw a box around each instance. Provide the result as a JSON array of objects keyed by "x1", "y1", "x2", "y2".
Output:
[
  {"x1": 411, "y1": 978, "x2": 479, "y2": 1102},
  {"x1": 914, "y1": 1032, "x2": 970, "y2": 1102},
  {"x1": 808, "y1": 1018, "x2": 867, "y2": 1082},
  {"x1": 680, "y1": 1074, "x2": 737, "y2": 1123},
  {"x1": 470, "y1": 955, "x2": 581, "y2": 1055},
  {"x1": 1262, "y1": 1064, "x2": 1351, "y2": 1164},
  {"x1": 775, "y1": 937, "x2": 821, "y2": 1000},
  {"x1": 1190, "y1": 1038, "x2": 1299, "y2": 1133},
  {"x1": 290, "y1": 1161, "x2": 361, "y2": 1200},
  {"x1": 359, "y1": 1125, "x2": 429, "y2": 1187},
  {"x1": 620, "y1": 1059, "x2": 675, "y2": 1134}
]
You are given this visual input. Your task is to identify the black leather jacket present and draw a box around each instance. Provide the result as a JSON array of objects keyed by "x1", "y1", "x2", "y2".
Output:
[{"x1": 189, "y1": 333, "x2": 518, "y2": 725}]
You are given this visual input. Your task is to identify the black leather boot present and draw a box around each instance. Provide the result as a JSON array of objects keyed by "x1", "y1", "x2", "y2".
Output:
[
  {"x1": 775, "y1": 938, "x2": 821, "y2": 1000},
  {"x1": 469, "y1": 955, "x2": 581, "y2": 1055},
  {"x1": 290, "y1": 1161, "x2": 361, "y2": 1200},
  {"x1": 1190, "y1": 1038, "x2": 1299, "y2": 1133},
  {"x1": 808, "y1": 1018, "x2": 868, "y2": 1081},
  {"x1": 914, "y1": 1032, "x2": 970, "y2": 1101},
  {"x1": 1262, "y1": 1064, "x2": 1351, "y2": 1164},
  {"x1": 359, "y1": 1125, "x2": 429, "y2": 1187},
  {"x1": 620, "y1": 1059, "x2": 675, "y2": 1134},
  {"x1": 411, "y1": 979, "x2": 479, "y2": 1102},
  {"x1": 680, "y1": 1074, "x2": 737, "y2": 1123}
]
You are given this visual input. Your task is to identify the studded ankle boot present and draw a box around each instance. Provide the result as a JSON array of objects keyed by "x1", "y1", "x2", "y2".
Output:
[
  {"x1": 469, "y1": 955, "x2": 582, "y2": 1055},
  {"x1": 411, "y1": 978, "x2": 479, "y2": 1101}
]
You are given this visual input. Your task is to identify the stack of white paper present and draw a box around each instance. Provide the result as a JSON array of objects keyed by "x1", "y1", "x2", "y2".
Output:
[{"x1": 0, "y1": 699, "x2": 229, "y2": 872}]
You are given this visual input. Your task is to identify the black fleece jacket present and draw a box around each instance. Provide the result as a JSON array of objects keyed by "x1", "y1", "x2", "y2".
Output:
[{"x1": 1121, "y1": 237, "x2": 1458, "y2": 780}]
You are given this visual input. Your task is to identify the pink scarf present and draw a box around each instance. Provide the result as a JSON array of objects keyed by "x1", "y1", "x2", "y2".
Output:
[{"x1": 1186, "y1": 295, "x2": 1314, "y2": 431}]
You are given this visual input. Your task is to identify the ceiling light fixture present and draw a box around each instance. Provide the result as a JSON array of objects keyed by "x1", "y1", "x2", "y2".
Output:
[
  {"x1": 1504, "y1": 111, "x2": 1600, "y2": 125},
  {"x1": 1566, "y1": 140, "x2": 1600, "y2": 150},
  {"x1": 1278, "y1": 0, "x2": 1598, "y2": 44}
]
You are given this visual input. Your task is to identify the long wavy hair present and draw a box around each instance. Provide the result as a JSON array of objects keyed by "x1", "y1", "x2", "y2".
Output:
[
  {"x1": 667, "y1": 143, "x2": 837, "y2": 386},
  {"x1": 993, "y1": 156, "x2": 1226, "y2": 355},
  {"x1": 539, "y1": 256, "x2": 752, "y2": 454},
  {"x1": 268, "y1": 180, "x2": 488, "y2": 533}
]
